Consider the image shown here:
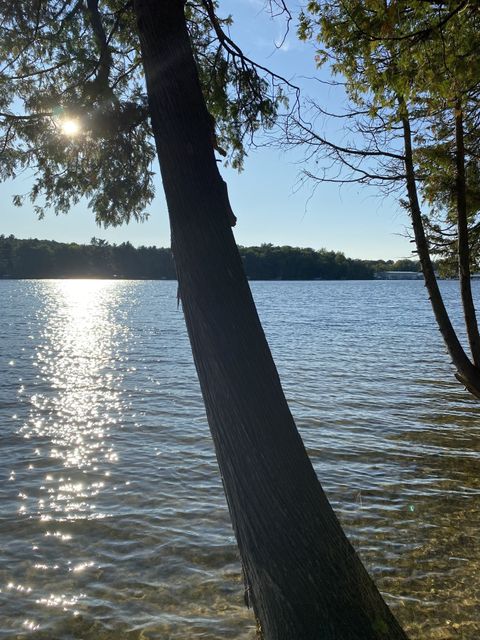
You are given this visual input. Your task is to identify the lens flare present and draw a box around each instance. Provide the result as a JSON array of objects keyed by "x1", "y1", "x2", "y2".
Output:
[{"x1": 61, "y1": 119, "x2": 81, "y2": 137}]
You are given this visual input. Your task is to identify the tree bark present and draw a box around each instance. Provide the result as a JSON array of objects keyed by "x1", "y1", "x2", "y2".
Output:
[
  {"x1": 133, "y1": 1, "x2": 410, "y2": 637},
  {"x1": 454, "y1": 100, "x2": 480, "y2": 367},
  {"x1": 401, "y1": 108, "x2": 480, "y2": 398}
]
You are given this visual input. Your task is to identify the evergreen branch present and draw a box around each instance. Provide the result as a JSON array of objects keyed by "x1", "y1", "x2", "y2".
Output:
[
  {"x1": 0, "y1": 111, "x2": 53, "y2": 120},
  {"x1": 5, "y1": 59, "x2": 71, "y2": 80},
  {"x1": 200, "y1": 0, "x2": 300, "y2": 99}
]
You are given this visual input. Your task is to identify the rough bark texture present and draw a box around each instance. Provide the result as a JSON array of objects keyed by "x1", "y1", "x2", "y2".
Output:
[
  {"x1": 454, "y1": 101, "x2": 480, "y2": 367},
  {"x1": 401, "y1": 112, "x2": 480, "y2": 398},
  {"x1": 133, "y1": 1, "x2": 410, "y2": 637}
]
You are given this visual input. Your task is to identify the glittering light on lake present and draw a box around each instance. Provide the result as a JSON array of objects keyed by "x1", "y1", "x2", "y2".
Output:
[
  {"x1": 24, "y1": 280, "x2": 122, "y2": 477},
  {"x1": 3, "y1": 280, "x2": 132, "y2": 635},
  {"x1": 13, "y1": 281, "x2": 129, "y2": 528}
]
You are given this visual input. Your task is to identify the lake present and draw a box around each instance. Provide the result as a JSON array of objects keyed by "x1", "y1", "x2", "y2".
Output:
[{"x1": 0, "y1": 279, "x2": 479, "y2": 639}]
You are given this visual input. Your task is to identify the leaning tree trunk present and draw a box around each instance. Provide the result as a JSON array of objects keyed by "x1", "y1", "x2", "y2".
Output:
[
  {"x1": 454, "y1": 100, "x2": 480, "y2": 367},
  {"x1": 133, "y1": 1, "x2": 409, "y2": 638},
  {"x1": 401, "y1": 109, "x2": 480, "y2": 399}
]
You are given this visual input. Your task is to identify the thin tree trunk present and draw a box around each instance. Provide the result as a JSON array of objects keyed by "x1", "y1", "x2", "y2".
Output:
[
  {"x1": 401, "y1": 107, "x2": 480, "y2": 398},
  {"x1": 133, "y1": 1, "x2": 409, "y2": 638},
  {"x1": 454, "y1": 100, "x2": 480, "y2": 366}
]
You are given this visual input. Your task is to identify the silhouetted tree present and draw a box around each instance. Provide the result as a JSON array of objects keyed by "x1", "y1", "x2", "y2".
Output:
[
  {"x1": 0, "y1": 2, "x2": 407, "y2": 638},
  {"x1": 292, "y1": 0, "x2": 480, "y2": 397}
]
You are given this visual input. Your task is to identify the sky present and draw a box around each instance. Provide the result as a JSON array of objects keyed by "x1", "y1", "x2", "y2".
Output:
[{"x1": 0, "y1": 0, "x2": 414, "y2": 261}]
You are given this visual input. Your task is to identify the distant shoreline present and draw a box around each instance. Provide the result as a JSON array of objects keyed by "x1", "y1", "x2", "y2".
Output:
[
  {"x1": 1, "y1": 276, "x2": 443, "y2": 282},
  {"x1": 0, "y1": 235, "x2": 422, "y2": 281}
]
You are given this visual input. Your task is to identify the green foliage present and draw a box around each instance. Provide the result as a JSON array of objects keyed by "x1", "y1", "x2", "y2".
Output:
[
  {"x1": 241, "y1": 244, "x2": 374, "y2": 279},
  {"x1": 0, "y1": 235, "x2": 176, "y2": 279},
  {"x1": 0, "y1": 1, "x2": 155, "y2": 224},
  {"x1": 0, "y1": 1, "x2": 287, "y2": 223},
  {"x1": 300, "y1": 1, "x2": 479, "y2": 105},
  {"x1": 189, "y1": 3, "x2": 288, "y2": 170},
  {"x1": 0, "y1": 236, "x2": 379, "y2": 280},
  {"x1": 297, "y1": 1, "x2": 480, "y2": 263}
]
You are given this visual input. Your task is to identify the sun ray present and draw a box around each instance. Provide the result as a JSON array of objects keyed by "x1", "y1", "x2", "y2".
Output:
[{"x1": 60, "y1": 118, "x2": 81, "y2": 137}]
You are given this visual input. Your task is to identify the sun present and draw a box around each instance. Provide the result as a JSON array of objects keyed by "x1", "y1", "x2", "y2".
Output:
[{"x1": 61, "y1": 118, "x2": 81, "y2": 137}]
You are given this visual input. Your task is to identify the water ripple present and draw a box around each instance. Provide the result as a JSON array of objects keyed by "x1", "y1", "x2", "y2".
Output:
[{"x1": 0, "y1": 279, "x2": 479, "y2": 639}]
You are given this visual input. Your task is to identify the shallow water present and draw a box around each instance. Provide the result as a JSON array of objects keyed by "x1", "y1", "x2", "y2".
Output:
[{"x1": 0, "y1": 279, "x2": 479, "y2": 639}]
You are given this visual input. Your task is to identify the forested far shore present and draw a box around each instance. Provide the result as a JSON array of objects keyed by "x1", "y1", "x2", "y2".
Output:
[{"x1": 0, "y1": 235, "x2": 420, "y2": 280}]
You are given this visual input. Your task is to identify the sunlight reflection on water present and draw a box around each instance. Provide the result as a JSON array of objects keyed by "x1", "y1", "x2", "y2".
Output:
[
  {"x1": 21, "y1": 281, "x2": 124, "y2": 526},
  {"x1": 1, "y1": 279, "x2": 480, "y2": 639},
  {"x1": 2, "y1": 281, "x2": 132, "y2": 632}
]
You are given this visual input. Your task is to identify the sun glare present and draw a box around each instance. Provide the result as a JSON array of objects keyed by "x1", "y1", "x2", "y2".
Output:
[{"x1": 61, "y1": 118, "x2": 81, "y2": 137}]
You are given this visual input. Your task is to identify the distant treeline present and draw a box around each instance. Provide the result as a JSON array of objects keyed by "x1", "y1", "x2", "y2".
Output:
[{"x1": 0, "y1": 235, "x2": 420, "y2": 280}]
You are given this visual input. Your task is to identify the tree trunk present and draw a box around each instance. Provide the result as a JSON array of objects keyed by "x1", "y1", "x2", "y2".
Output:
[
  {"x1": 454, "y1": 100, "x2": 480, "y2": 367},
  {"x1": 401, "y1": 109, "x2": 480, "y2": 398},
  {"x1": 133, "y1": 1, "x2": 409, "y2": 637}
]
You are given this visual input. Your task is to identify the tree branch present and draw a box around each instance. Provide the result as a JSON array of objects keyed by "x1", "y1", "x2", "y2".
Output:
[
  {"x1": 200, "y1": 0, "x2": 300, "y2": 100},
  {"x1": 85, "y1": 0, "x2": 114, "y2": 97}
]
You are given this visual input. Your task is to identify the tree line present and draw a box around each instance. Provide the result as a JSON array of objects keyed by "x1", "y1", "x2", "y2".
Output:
[{"x1": 0, "y1": 235, "x2": 420, "y2": 280}]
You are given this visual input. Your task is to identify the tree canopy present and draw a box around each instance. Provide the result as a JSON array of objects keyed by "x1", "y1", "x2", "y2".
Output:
[
  {"x1": 0, "y1": 0, "x2": 291, "y2": 225},
  {"x1": 295, "y1": 0, "x2": 480, "y2": 262}
]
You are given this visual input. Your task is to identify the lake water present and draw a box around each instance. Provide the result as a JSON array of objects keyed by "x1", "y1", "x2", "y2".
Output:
[{"x1": 1, "y1": 279, "x2": 479, "y2": 639}]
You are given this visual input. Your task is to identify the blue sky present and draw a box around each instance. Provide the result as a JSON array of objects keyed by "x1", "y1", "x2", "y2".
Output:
[{"x1": 0, "y1": 0, "x2": 413, "y2": 261}]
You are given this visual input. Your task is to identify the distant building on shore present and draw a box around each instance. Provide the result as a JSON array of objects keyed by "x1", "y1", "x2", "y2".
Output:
[{"x1": 375, "y1": 271, "x2": 423, "y2": 280}]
